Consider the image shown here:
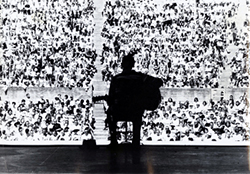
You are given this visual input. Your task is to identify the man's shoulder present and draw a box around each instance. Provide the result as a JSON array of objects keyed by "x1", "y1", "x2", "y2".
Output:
[
  {"x1": 118, "y1": 70, "x2": 144, "y2": 76},
  {"x1": 114, "y1": 70, "x2": 144, "y2": 80}
]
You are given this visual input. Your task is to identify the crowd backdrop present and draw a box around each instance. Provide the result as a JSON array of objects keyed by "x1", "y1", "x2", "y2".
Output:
[{"x1": 0, "y1": 0, "x2": 249, "y2": 145}]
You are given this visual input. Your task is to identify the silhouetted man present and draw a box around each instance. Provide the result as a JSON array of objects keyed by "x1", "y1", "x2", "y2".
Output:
[{"x1": 107, "y1": 53, "x2": 163, "y2": 148}]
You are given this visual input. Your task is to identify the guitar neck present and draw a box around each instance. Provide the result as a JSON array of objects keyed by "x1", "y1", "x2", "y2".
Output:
[{"x1": 93, "y1": 95, "x2": 109, "y2": 103}]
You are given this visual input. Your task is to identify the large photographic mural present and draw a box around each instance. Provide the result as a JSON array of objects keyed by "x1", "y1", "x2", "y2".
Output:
[{"x1": 0, "y1": 0, "x2": 249, "y2": 145}]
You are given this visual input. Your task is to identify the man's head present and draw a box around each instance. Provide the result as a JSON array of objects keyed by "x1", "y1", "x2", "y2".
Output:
[{"x1": 121, "y1": 53, "x2": 135, "y2": 70}]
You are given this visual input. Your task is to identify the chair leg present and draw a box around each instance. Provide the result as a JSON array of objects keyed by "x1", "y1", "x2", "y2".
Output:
[{"x1": 125, "y1": 121, "x2": 128, "y2": 142}]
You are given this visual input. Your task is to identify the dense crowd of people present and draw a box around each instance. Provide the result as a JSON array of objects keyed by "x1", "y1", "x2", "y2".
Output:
[
  {"x1": 100, "y1": 0, "x2": 249, "y2": 88},
  {"x1": 0, "y1": 94, "x2": 95, "y2": 141},
  {"x1": 0, "y1": 0, "x2": 97, "y2": 90},
  {"x1": 0, "y1": 0, "x2": 249, "y2": 144},
  {"x1": 116, "y1": 93, "x2": 249, "y2": 142}
]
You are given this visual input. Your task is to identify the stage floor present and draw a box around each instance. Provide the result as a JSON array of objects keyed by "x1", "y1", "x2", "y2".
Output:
[{"x1": 0, "y1": 145, "x2": 249, "y2": 174}]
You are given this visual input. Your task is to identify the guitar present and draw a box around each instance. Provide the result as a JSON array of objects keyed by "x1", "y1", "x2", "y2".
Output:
[{"x1": 92, "y1": 95, "x2": 109, "y2": 104}]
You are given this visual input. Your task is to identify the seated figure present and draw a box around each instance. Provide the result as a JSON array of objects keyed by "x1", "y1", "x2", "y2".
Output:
[{"x1": 107, "y1": 52, "x2": 163, "y2": 147}]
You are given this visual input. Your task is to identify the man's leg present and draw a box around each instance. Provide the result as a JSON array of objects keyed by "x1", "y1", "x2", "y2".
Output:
[
  {"x1": 109, "y1": 118, "x2": 118, "y2": 145},
  {"x1": 132, "y1": 120, "x2": 141, "y2": 147}
]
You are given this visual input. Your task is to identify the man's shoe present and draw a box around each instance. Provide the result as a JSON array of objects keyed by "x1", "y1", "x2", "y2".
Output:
[{"x1": 107, "y1": 142, "x2": 118, "y2": 150}]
